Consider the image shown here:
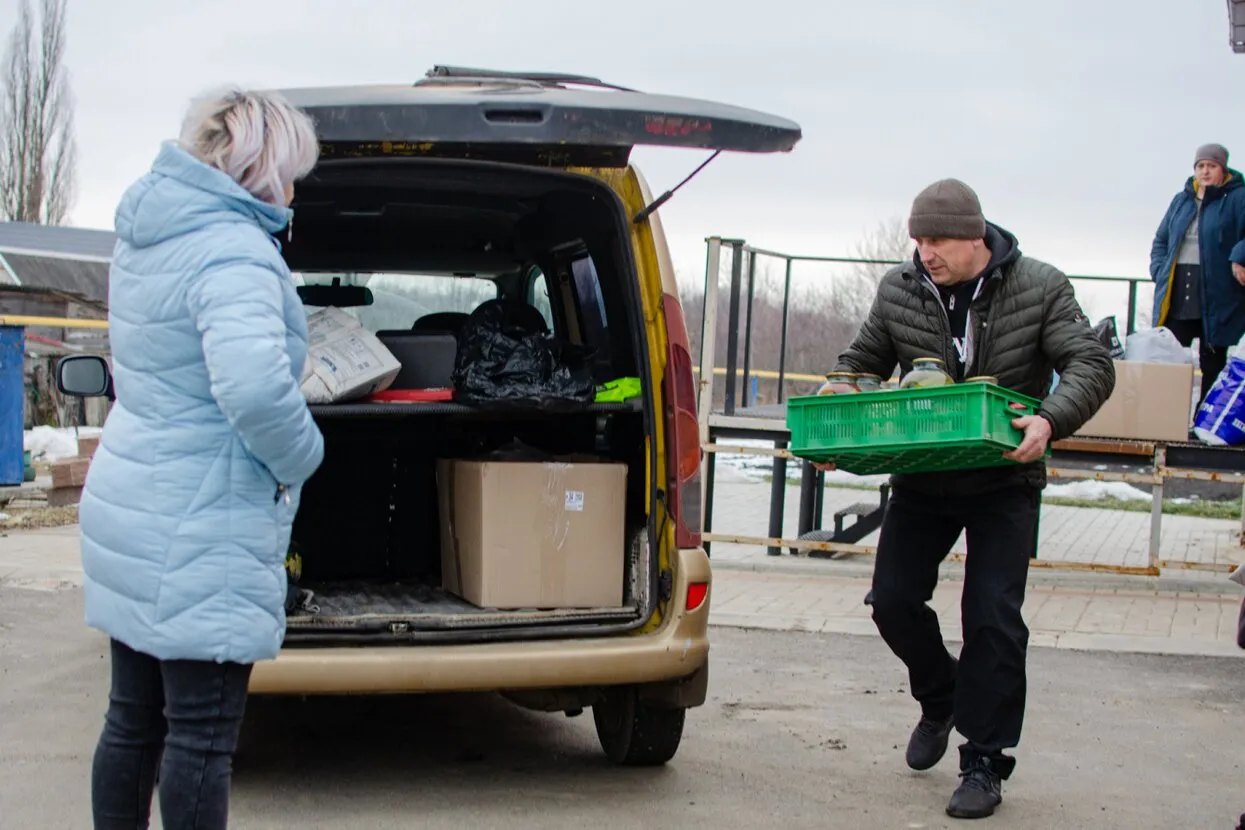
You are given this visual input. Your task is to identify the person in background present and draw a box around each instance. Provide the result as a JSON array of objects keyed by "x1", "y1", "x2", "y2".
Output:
[
  {"x1": 1149, "y1": 143, "x2": 1245, "y2": 408},
  {"x1": 825, "y1": 179, "x2": 1114, "y2": 820},
  {"x1": 80, "y1": 88, "x2": 324, "y2": 829}
]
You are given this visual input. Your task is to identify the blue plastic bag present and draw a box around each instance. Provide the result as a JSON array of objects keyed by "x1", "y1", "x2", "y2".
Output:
[{"x1": 1193, "y1": 354, "x2": 1245, "y2": 445}]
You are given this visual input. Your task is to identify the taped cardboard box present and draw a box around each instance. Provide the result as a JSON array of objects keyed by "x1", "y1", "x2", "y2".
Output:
[
  {"x1": 436, "y1": 458, "x2": 626, "y2": 609},
  {"x1": 300, "y1": 307, "x2": 401, "y2": 404},
  {"x1": 1074, "y1": 360, "x2": 1193, "y2": 442}
]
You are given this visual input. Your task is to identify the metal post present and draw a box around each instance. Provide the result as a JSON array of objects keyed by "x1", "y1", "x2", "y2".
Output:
[
  {"x1": 813, "y1": 468, "x2": 826, "y2": 529},
  {"x1": 767, "y1": 439, "x2": 788, "y2": 555},
  {"x1": 702, "y1": 446, "x2": 717, "y2": 558},
  {"x1": 1148, "y1": 446, "x2": 1165, "y2": 571},
  {"x1": 741, "y1": 250, "x2": 758, "y2": 409},
  {"x1": 1127, "y1": 281, "x2": 1138, "y2": 335},
  {"x1": 777, "y1": 258, "x2": 793, "y2": 404},
  {"x1": 723, "y1": 242, "x2": 745, "y2": 417},
  {"x1": 0, "y1": 325, "x2": 24, "y2": 486},
  {"x1": 797, "y1": 461, "x2": 817, "y2": 537},
  {"x1": 697, "y1": 238, "x2": 722, "y2": 517}
]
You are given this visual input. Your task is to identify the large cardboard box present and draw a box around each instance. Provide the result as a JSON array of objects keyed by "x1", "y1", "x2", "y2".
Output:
[
  {"x1": 1074, "y1": 360, "x2": 1194, "y2": 442},
  {"x1": 436, "y1": 458, "x2": 627, "y2": 609}
]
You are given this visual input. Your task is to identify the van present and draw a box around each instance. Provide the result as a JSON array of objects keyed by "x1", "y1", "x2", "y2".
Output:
[{"x1": 57, "y1": 65, "x2": 801, "y2": 766}]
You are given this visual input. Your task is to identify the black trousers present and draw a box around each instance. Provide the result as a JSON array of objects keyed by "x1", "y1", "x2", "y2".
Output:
[
  {"x1": 91, "y1": 638, "x2": 253, "y2": 830},
  {"x1": 869, "y1": 484, "x2": 1039, "y2": 780},
  {"x1": 1165, "y1": 317, "x2": 1226, "y2": 409}
]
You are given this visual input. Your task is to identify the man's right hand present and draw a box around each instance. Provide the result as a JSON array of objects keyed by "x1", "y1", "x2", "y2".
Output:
[{"x1": 812, "y1": 461, "x2": 836, "y2": 472}]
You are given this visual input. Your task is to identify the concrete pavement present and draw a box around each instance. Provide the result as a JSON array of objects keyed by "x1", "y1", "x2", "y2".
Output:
[{"x1": 2, "y1": 586, "x2": 1243, "y2": 829}]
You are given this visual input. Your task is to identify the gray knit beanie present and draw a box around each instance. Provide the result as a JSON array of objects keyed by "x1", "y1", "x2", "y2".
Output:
[
  {"x1": 1195, "y1": 143, "x2": 1229, "y2": 169},
  {"x1": 907, "y1": 178, "x2": 987, "y2": 240}
]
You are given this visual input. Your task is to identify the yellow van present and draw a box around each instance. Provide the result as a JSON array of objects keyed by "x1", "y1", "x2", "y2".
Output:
[{"x1": 58, "y1": 65, "x2": 801, "y2": 765}]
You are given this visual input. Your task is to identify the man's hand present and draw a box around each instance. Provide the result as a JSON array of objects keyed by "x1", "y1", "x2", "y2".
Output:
[
  {"x1": 812, "y1": 461, "x2": 836, "y2": 472},
  {"x1": 1233, "y1": 262, "x2": 1245, "y2": 286},
  {"x1": 1004, "y1": 415, "x2": 1053, "y2": 463}
]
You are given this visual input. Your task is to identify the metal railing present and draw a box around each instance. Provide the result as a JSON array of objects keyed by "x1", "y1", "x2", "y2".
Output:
[{"x1": 693, "y1": 236, "x2": 1242, "y2": 577}]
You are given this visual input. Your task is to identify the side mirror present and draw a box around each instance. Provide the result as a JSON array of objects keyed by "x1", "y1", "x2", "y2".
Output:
[{"x1": 56, "y1": 355, "x2": 114, "y2": 400}]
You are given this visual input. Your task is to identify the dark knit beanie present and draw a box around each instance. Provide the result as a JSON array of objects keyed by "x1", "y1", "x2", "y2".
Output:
[
  {"x1": 1195, "y1": 143, "x2": 1229, "y2": 169},
  {"x1": 907, "y1": 178, "x2": 987, "y2": 240}
]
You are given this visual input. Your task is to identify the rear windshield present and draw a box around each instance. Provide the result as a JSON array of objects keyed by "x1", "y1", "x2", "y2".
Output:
[{"x1": 293, "y1": 272, "x2": 499, "y2": 331}]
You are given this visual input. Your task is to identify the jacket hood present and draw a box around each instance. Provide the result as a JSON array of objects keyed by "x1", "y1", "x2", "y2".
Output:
[
  {"x1": 905, "y1": 221, "x2": 1021, "y2": 281},
  {"x1": 1183, "y1": 169, "x2": 1244, "y2": 200},
  {"x1": 114, "y1": 142, "x2": 292, "y2": 249}
]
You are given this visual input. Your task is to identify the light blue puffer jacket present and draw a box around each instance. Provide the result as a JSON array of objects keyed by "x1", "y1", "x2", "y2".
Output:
[{"x1": 79, "y1": 142, "x2": 324, "y2": 664}]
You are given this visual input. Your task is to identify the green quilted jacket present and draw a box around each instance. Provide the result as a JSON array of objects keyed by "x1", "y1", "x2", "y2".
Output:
[{"x1": 834, "y1": 224, "x2": 1115, "y2": 495}]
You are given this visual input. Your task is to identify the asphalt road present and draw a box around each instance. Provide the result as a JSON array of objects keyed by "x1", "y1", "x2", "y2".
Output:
[{"x1": 1, "y1": 586, "x2": 1242, "y2": 829}]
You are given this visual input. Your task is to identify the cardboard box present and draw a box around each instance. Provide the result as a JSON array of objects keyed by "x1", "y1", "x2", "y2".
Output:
[
  {"x1": 436, "y1": 458, "x2": 627, "y2": 609},
  {"x1": 77, "y1": 435, "x2": 100, "y2": 459},
  {"x1": 299, "y1": 307, "x2": 402, "y2": 404},
  {"x1": 1074, "y1": 360, "x2": 1194, "y2": 442},
  {"x1": 51, "y1": 456, "x2": 90, "y2": 489}
]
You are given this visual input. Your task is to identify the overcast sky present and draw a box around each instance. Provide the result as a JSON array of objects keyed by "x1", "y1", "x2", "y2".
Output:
[{"x1": 3, "y1": 0, "x2": 1242, "y2": 320}]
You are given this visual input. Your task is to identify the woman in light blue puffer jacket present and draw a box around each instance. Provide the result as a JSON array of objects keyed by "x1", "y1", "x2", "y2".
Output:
[{"x1": 81, "y1": 88, "x2": 324, "y2": 830}]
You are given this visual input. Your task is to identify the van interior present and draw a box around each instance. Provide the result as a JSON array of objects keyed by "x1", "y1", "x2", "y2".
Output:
[{"x1": 279, "y1": 158, "x2": 657, "y2": 645}]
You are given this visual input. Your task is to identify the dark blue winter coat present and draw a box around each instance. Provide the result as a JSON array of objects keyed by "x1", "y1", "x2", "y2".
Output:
[{"x1": 1150, "y1": 171, "x2": 1245, "y2": 347}]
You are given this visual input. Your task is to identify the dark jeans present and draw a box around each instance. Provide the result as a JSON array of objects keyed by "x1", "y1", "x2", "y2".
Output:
[
  {"x1": 869, "y1": 485, "x2": 1039, "y2": 780},
  {"x1": 1165, "y1": 317, "x2": 1226, "y2": 409},
  {"x1": 92, "y1": 638, "x2": 252, "y2": 830}
]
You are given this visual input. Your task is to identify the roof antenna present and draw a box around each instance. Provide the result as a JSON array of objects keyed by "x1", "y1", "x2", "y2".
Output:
[{"x1": 633, "y1": 150, "x2": 722, "y2": 224}]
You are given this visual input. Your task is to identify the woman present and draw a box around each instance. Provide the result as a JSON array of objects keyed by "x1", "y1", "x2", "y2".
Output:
[
  {"x1": 1150, "y1": 143, "x2": 1245, "y2": 407},
  {"x1": 80, "y1": 88, "x2": 325, "y2": 829}
]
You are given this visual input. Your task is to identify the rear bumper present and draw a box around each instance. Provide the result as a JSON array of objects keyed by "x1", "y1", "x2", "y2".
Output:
[{"x1": 249, "y1": 547, "x2": 711, "y2": 695}]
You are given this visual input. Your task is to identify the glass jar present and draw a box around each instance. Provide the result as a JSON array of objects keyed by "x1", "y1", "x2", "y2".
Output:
[
  {"x1": 899, "y1": 358, "x2": 954, "y2": 389},
  {"x1": 855, "y1": 373, "x2": 883, "y2": 392},
  {"x1": 964, "y1": 375, "x2": 998, "y2": 386},
  {"x1": 816, "y1": 371, "x2": 859, "y2": 395}
]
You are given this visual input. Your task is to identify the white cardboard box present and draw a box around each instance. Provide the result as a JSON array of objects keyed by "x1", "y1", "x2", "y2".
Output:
[{"x1": 299, "y1": 307, "x2": 401, "y2": 404}]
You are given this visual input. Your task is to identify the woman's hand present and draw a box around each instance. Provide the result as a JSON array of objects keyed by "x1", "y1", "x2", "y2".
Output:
[{"x1": 1233, "y1": 263, "x2": 1245, "y2": 286}]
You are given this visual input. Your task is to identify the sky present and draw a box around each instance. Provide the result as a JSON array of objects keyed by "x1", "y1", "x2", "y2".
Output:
[{"x1": 3, "y1": 0, "x2": 1243, "y2": 323}]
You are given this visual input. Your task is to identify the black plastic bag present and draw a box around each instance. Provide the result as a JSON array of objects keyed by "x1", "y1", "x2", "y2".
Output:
[
  {"x1": 1094, "y1": 316, "x2": 1125, "y2": 359},
  {"x1": 452, "y1": 299, "x2": 596, "y2": 409}
]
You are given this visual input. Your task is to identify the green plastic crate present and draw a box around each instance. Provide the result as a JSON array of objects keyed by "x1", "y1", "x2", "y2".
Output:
[{"x1": 785, "y1": 382, "x2": 1045, "y2": 475}]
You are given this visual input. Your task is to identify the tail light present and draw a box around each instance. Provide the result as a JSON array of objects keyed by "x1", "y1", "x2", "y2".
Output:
[
  {"x1": 661, "y1": 293, "x2": 702, "y2": 549},
  {"x1": 686, "y1": 582, "x2": 709, "y2": 612}
]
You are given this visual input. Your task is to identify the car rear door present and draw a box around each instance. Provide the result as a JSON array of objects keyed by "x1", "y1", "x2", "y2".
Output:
[{"x1": 273, "y1": 65, "x2": 802, "y2": 166}]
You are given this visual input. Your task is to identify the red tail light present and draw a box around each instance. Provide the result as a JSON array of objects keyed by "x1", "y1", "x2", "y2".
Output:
[
  {"x1": 661, "y1": 293, "x2": 702, "y2": 549},
  {"x1": 686, "y1": 581, "x2": 709, "y2": 612}
]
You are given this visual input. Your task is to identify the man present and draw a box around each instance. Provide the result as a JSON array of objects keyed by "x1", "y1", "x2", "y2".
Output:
[{"x1": 829, "y1": 179, "x2": 1115, "y2": 819}]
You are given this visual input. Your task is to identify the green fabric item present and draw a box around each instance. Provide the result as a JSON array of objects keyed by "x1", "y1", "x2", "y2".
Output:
[{"x1": 595, "y1": 377, "x2": 642, "y2": 402}]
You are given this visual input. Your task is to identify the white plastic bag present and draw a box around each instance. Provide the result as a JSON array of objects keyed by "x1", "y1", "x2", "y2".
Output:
[{"x1": 1122, "y1": 326, "x2": 1194, "y2": 365}]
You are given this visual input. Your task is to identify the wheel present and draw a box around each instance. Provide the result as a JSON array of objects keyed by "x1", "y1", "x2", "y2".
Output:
[{"x1": 592, "y1": 685, "x2": 686, "y2": 766}]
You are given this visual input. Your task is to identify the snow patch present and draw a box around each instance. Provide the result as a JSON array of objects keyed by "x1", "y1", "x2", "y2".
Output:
[
  {"x1": 1045, "y1": 480, "x2": 1152, "y2": 503},
  {"x1": 24, "y1": 425, "x2": 102, "y2": 463}
]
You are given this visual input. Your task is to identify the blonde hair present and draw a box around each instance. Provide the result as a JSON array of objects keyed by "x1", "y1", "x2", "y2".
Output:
[{"x1": 178, "y1": 87, "x2": 319, "y2": 206}]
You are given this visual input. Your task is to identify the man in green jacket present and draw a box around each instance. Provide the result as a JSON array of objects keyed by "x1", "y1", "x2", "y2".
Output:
[{"x1": 830, "y1": 179, "x2": 1115, "y2": 819}]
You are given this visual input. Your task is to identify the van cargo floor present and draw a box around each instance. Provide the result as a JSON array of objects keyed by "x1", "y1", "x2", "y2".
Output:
[{"x1": 286, "y1": 581, "x2": 638, "y2": 630}]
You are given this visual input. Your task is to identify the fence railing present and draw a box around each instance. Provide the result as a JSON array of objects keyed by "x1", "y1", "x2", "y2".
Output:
[{"x1": 699, "y1": 239, "x2": 1151, "y2": 416}]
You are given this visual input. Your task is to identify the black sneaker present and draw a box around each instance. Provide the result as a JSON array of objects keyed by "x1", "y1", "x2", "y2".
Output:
[
  {"x1": 946, "y1": 757, "x2": 1003, "y2": 819},
  {"x1": 905, "y1": 714, "x2": 954, "y2": 771}
]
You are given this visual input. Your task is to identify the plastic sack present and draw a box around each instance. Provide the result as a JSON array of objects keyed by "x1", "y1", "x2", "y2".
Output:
[
  {"x1": 452, "y1": 299, "x2": 596, "y2": 410},
  {"x1": 1094, "y1": 316, "x2": 1126, "y2": 359},
  {"x1": 1122, "y1": 326, "x2": 1193, "y2": 365},
  {"x1": 1193, "y1": 353, "x2": 1245, "y2": 445}
]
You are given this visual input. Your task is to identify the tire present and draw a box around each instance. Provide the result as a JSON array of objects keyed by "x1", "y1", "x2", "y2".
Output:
[{"x1": 592, "y1": 685, "x2": 686, "y2": 766}]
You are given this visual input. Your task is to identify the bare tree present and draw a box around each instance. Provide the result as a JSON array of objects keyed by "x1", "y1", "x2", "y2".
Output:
[{"x1": 0, "y1": 0, "x2": 76, "y2": 225}]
